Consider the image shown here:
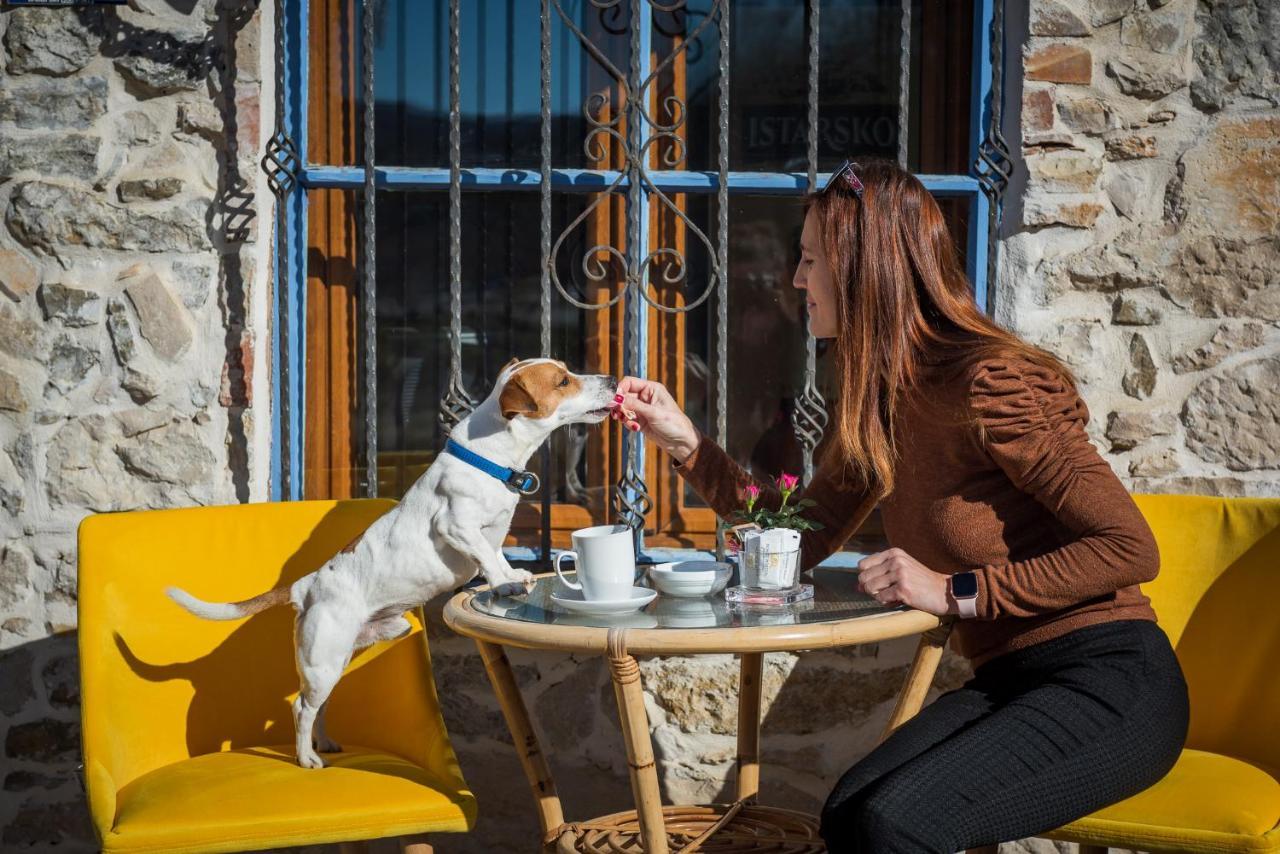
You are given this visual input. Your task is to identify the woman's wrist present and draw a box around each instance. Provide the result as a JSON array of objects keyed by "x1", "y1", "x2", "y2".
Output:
[{"x1": 666, "y1": 421, "x2": 700, "y2": 464}]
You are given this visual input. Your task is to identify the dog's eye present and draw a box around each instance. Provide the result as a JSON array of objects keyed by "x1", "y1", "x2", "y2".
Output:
[{"x1": 558, "y1": 376, "x2": 570, "y2": 387}]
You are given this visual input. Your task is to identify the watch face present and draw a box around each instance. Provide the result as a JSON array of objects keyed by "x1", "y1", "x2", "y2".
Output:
[{"x1": 951, "y1": 571, "x2": 978, "y2": 598}]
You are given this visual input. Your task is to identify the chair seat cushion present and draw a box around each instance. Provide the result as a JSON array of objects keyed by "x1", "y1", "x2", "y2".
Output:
[
  {"x1": 104, "y1": 745, "x2": 477, "y2": 853},
  {"x1": 1050, "y1": 749, "x2": 1280, "y2": 853}
]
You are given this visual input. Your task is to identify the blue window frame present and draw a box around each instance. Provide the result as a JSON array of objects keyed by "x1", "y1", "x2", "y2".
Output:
[{"x1": 265, "y1": 0, "x2": 1010, "y2": 563}]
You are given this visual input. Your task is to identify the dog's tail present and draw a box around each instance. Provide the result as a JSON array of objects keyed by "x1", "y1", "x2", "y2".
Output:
[{"x1": 166, "y1": 585, "x2": 291, "y2": 621}]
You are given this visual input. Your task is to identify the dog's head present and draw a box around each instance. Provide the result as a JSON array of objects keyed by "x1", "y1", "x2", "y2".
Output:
[{"x1": 495, "y1": 358, "x2": 616, "y2": 427}]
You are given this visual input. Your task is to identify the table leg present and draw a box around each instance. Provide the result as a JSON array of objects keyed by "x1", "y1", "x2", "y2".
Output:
[
  {"x1": 736, "y1": 652, "x2": 763, "y2": 802},
  {"x1": 475, "y1": 640, "x2": 566, "y2": 842},
  {"x1": 879, "y1": 621, "x2": 954, "y2": 743},
  {"x1": 607, "y1": 629, "x2": 669, "y2": 854}
]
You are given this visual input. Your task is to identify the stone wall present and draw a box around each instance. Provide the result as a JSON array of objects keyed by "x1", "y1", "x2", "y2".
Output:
[
  {"x1": 0, "y1": 1, "x2": 270, "y2": 847},
  {"x1": 1003, "y1": 0, "x2": 1279, "y2": 495}
]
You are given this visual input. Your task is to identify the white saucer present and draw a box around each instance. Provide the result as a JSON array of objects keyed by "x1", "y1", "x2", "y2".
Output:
[{"x1": 550, "y1": 586, "x2": 657, "y2": 615}]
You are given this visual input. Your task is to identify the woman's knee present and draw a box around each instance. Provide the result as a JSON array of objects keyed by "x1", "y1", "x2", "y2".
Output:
[{"x1": 821, "y1": 782, "x2": 952, "y2": 854}]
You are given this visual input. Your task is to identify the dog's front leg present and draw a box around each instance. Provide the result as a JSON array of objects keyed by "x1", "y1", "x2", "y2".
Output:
[{"x1": 439, "y1": 520, "x2": 533, "y2": 597}]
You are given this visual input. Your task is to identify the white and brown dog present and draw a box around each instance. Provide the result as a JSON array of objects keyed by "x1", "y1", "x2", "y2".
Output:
[{"x1": 168, "y1": 358, "x2": 616, "y2": 768}]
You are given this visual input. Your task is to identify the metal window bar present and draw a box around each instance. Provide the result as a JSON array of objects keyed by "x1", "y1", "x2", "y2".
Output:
[
  {"x1": 267, "y1": 0, "x2": 1011, "y2": 558},
  {"x1": 361, "y1": 0, "x2": 378, "y2": 497}
]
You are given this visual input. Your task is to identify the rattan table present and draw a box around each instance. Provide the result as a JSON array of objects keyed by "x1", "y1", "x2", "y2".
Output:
[{"x1": 443, "y1": 567, "x2": 955, "y2": 853}]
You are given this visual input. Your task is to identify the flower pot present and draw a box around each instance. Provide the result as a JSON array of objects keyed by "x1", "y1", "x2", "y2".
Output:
[{"x1": 737, "y1": 527, "x2": 802, "y2": 592}]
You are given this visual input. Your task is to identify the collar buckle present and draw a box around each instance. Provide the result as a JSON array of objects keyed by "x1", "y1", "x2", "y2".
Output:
[{"x1": 505, "y1": 469, "x2": 541, "y2": 496}]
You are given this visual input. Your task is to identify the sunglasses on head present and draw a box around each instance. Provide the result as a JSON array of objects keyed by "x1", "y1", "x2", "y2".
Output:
[{"x1": 823, "y1": 158, "x2": 865, "y2": 199}]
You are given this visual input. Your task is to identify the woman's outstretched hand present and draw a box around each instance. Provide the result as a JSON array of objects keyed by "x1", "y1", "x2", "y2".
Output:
[
  {"x1": 612, "y1": 376, "x2": 700, "y2": 463},
  {"x1": 856, "y1": 548, "x2": 954, "y2": 616}
]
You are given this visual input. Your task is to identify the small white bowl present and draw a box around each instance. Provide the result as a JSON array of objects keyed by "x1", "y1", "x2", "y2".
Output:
[{"x1": 647, "y1": 560, "x2": 733, "y2": 598}]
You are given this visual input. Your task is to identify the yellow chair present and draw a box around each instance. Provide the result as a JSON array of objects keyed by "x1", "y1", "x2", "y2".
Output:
[
  {"x1": 78, "y1": 499, "x2": 477, "y2": 853},
  {"x1": 1043, "y1": 494, "x2": 1280, "y2": 853}
]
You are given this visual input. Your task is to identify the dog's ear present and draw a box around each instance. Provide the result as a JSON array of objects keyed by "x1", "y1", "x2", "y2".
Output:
[
  {"x1": 499, "y1": 373, "x2": 537, "y2": 420},
  {"x1": 501, "y1": 357, "x2": 521, "y2": 373}
]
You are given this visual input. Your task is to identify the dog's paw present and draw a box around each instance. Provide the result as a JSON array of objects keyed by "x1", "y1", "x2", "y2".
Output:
[
  {"x1": 315, "y1": 736, "x2": 342, "y2": 754},
  {"x1": 492, "y1": 569, "x2": 535, "y2": 598},
  {"x1": 297, "y1": 748, "x2": 327, "y2": 769}
]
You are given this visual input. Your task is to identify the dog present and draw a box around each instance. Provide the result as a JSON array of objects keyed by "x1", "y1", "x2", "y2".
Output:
[{"x1": 168, "y1": 358, "x2": 617, "y2": 768}]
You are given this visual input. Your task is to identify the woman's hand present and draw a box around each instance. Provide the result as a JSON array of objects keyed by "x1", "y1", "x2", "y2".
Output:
[
  {"x1": 856, "y1": 547, "x2": 953, "y2": 616},
  {"x1": 612, "y1": 376, "x2": 700, "y2": 463}
]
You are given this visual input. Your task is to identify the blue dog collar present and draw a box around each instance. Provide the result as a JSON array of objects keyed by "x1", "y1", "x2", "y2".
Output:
[{"x1": 444, "y1": 438, "x2": 541, "y2": 496}]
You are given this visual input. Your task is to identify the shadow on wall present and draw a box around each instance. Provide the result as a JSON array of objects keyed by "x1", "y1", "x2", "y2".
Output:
[{"x1": 70, "y1": 2, "x2": 259, "y2": 502}]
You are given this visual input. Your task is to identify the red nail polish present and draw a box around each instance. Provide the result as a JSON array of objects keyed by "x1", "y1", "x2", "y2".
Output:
[{"x1": 613, "y1": 394, "x2": 624, "y2": 402}]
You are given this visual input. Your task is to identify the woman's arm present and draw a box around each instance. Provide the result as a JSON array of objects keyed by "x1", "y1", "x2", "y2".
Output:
[
  {"x1": 966, "y1": 358, "x2": 1160, "y2": 620},
  {"x1": 613, "y1": 377, "x2": 877, "y2": 570}
]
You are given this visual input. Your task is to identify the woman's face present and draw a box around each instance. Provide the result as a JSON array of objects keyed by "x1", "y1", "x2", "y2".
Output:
[{"x1": 792, "y1": 208, "x2": 838, "y2": 339}]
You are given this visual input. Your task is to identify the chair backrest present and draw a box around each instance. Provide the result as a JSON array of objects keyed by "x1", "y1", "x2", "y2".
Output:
[
  {"x1": 78, "y1": 499, "x2": 458, "y2": 798},
  {"x1": 1133, "y1": 494, "x2": 1280, "y2": 773}
]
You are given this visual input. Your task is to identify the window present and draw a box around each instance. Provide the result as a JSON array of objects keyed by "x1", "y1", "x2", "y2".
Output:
[{"x1": 268, "y1": 0, "x2": 1007, "y2": 557}]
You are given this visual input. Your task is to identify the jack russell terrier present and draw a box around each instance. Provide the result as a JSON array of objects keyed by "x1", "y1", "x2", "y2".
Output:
[{"x1": 168, "y1": 358, "x2": 617, "y2": 768}]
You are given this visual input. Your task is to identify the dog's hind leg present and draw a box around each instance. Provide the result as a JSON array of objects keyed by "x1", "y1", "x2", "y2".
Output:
[
  {"x1": 313, "y1": 701, "x2": 341, "y2": 754},
  {"x1": 355, "y1": 614, "x2": 412, "y2": 650},
  {"x1": 292, "y1": 603, "x2": 360, "y2": 769}
]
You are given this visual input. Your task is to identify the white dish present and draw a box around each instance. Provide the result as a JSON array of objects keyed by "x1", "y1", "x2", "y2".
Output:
[
  {"x1": 550, "y1": 586, "x2": 657, "y2": 615},
  {"x1": 647, "y1": 560, "x2": 733, "y2": 598}
]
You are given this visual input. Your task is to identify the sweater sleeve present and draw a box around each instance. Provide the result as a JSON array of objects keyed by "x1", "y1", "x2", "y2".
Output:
[
  {"x1": 966, "y1": 358, "x2": 1160, "y2": 620},
  {"x1": 671, "y1": 428, "x2": 879, "y2": 571}
]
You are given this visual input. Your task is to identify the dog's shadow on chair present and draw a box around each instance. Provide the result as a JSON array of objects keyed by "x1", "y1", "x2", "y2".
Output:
[{"x1": 114, "y1": 506, "x2": 357, "y2": 760}]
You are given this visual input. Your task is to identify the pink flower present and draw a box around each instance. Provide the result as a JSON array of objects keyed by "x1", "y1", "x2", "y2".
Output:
[
  {"x1": 745, "y1": 484, "x2": 761, "y2": 500},
  {"x1": 777, "y1": 473, "x2": 799, "y2": 493}
]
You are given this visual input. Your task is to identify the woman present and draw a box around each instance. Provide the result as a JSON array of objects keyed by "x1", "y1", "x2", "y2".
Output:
[{"x1": 612, "y1": 157, "x2": 1189, "y2": 853}]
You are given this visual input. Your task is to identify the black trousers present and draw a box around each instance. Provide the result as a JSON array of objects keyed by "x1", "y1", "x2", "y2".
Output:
[{"x1": 819, "y1": 619, "x2": 1189, "y2": 853}]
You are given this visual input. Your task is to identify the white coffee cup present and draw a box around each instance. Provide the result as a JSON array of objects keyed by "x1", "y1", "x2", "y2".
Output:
[{"x1": 554, "y1": 524, "x2": 636, "y2": 601}]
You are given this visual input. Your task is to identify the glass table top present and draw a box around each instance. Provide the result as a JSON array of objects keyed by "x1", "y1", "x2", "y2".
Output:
[{"x1": 469, "y1": 567, "x2": 906, "y2": 630}]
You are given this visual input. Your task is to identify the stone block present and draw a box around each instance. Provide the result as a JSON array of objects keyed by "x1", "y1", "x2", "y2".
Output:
[
  {"x1": 0, "y1": 75, "x2": 108, "y2": 130},
  {"x1": 1112, "y1": 290, "x2": 1165, "y2": 325},
  {"x1": 4, "y1": 718, "x2": 79, "y2": 763},
  {"x1": 1107, "y1": 55, "x2": 1186, "y2": 99},
  {"x1": 0, "y1": 304, "x2": 46, "y2": 360},
  {"x1": 46, "y1": 418, "x2": 131, "y2": 511},
  {"x1": 176, "y1": 99, "x2": 222, "y2": 139},
  {"x1": 1176, "y1": 115, "x2": 1279, "y2": 241},
  {"x1": 1120, "y1": 4, "x2": 1188, "y2": 54},
  {"x1": 1172, "y1": 323, "x2": 1268, "y2": 374},
  {"x1": 0, "y1": 368, "x2": 29, "y2": 413},
  {"x1": 1105, "y1": 410, "x2": 1176, "y2": 451},
  {"x1": 1023, "y1": 86, "x2": 1057, "y2": 135},
  {"x1": 0, "y1": 545, "x2": 36, "y2": 614},
  {"x1": 118, "y1": 421, "x2": 216, "y2": 485},
  {"x1": 0, "y1": 249, "x2": 40, "y2": 302},
  {"x1": 1183, "y1": 355, "x2": 1280, "y2": 471},
  {"x1": 106, "y1": 298, "x2": 137, "y2": 365},
  {"x1": 123, "y1": 366, "x2": 162, "y2": 404},
  {"x1": 1122, "y1": 333, "x2": 1157, "y2": 399},
  {"x1": 1090, "y1": 0, "x2": 1134, "y2": 26},
  {"x1": 1026, "y1": 43, "x2": 1093, "y2": 84},
  {"x1": 6, "y1": 182, "x2": 211, "y2": 254},
  {"x1": 171, "y1": 260, "x2": 215, "y2": 309},
  {"x1": 1191, "y1": 0, "x2": 1279, "y2": 112},
  {"x1": 120, "y1": 265, "x2": 194, "y2": 361},
  {"x1": 38, "y1": 282, "x2": 101, "y2": 328},
  {"x1": 3, "y1": 8, "x2": 102, "y2": 76},
  {"x1": 118, "y1": 110, "x2": 162, "y2": 146},
  {"x1": 46, "y1": 335, "x2": 99, "y2": 394},
  {"x1": 117, "y1": 177, "x2": 185, "y2": 203},
  {"x1": 1027, "y1": 150, "x2": 1102, "y2": 193},
  {"x1": 1106, "y1": 164, "x2": 1162, "y2": 220},
  {"x1": 1024, "y1": 195, "x2": 1105, "y2": 228},
  {"x1": 1057, "y1": 95, "x2": 1109, "y2": 134},
  {"x1": 1163, "y1": 236, "x2": 1280, "y2": 321},
  {"x1": 42, "y1": 654, "x2": 78, "y2": 709},
  {"x1": 1105, "y1": 134, "x2": 1158, "y2": 160},
  {"x1": 0, "y1": 134, "x2": 100, "y2": 182},
  {"x1": 1031, "y1": 1, "x2": 1092, "y2": 36},
  {"x1": 1129, "y1": 447, "x2": 1181, "y2": 477},
  {"x1": 1, "y1": 799, "x2": 96, "y2": 849},
  {"x1": 115, "y1": 32, "x2": 220, "y2": 97}
]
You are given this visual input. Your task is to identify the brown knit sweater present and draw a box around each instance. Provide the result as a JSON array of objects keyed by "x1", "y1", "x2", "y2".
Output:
[{"x1": 673, "y1": 354, "x2": 1159, "y2": 668}]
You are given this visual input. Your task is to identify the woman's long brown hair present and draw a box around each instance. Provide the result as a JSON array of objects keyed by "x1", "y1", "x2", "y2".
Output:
[{"x1": 808, "y1": 156, "x2": 1077, "y2": 500}]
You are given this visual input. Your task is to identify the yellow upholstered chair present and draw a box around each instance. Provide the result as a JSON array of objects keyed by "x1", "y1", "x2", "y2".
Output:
[
  {"x1": 1042, "y1": 494, "x2": 1280, "y2": 853},
  {"x1": 78, "y1": 499, "x2": 476, "y2": 853}
]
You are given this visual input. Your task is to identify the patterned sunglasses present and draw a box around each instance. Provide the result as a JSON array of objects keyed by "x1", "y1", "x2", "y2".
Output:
[{"x1": 823, "y1": 158, "x2": 865, "y2": 199}]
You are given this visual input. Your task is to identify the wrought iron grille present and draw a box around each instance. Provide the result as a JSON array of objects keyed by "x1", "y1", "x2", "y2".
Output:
[{"x1": 264, "y1": 0, "x2": 1009, "y2": 561}]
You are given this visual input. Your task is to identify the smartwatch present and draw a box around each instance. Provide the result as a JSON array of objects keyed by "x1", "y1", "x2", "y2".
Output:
[{"x1": 949, "y1": 571, "x2": 978, "y2": 618}]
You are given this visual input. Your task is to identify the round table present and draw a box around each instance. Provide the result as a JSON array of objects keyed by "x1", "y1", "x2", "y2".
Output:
[{"x1": 443, "y1": 567, "x2": 954, "y2": 853}]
